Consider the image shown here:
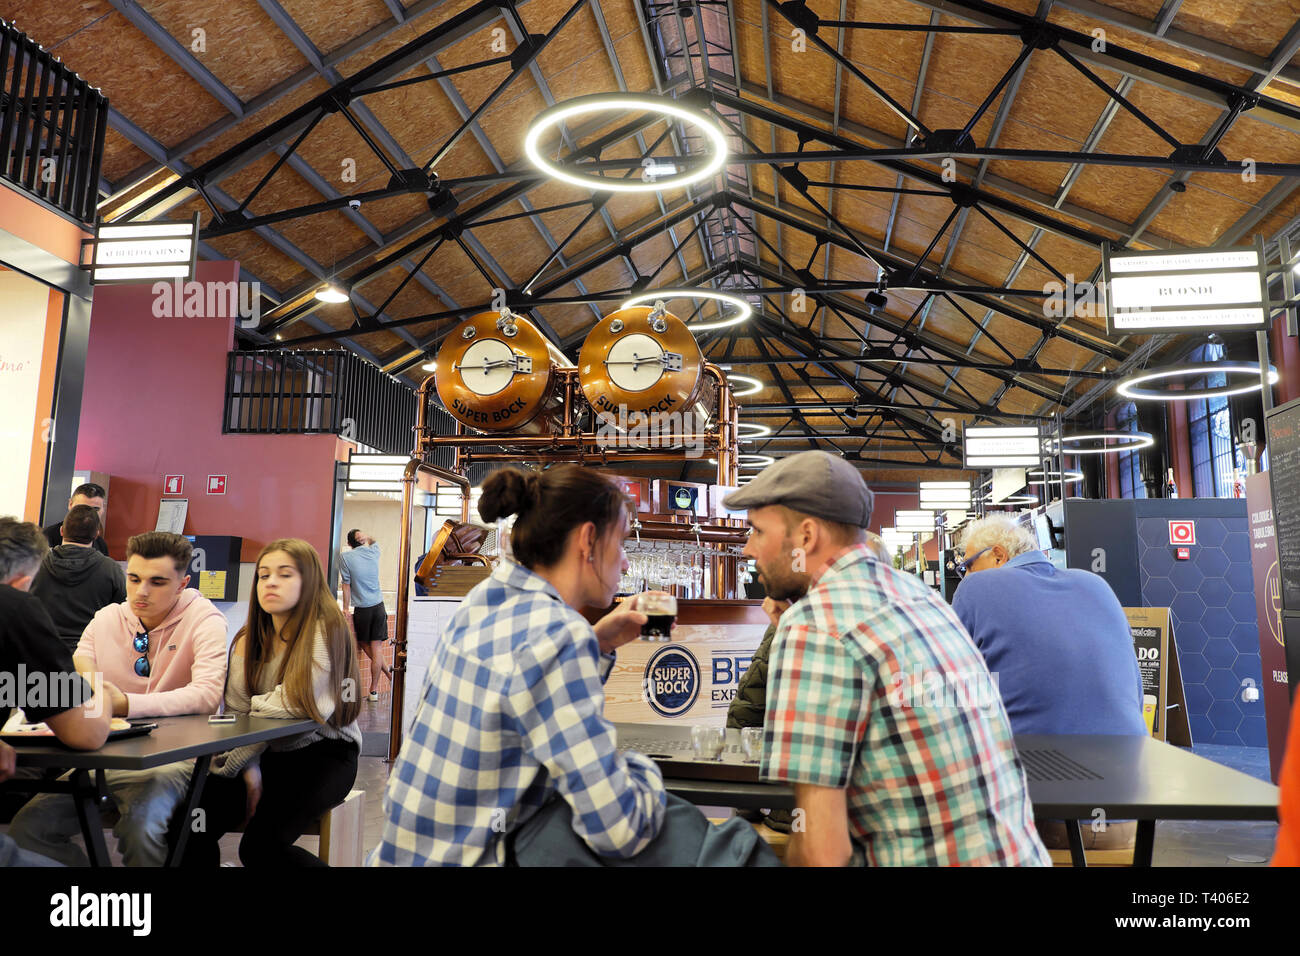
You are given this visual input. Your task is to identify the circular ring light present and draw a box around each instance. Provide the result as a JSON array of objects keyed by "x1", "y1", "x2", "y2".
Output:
[
  {"x1": 983, "y1": 494, "x2": 1038, "y2": 506},
  {"x1": 1026, "y1": 469, "x2": 1083, "y2": 486},
  {"x1": 736, "y1": 422, "x2": 772, "y2": 440},
  {"x1": 1117, "y1": 363, "x2": 1279, "y2": 401},
  {"x1": 620, "y1": 289, "x2": 752, "y2": 331},
  {"x1": 1051, "y1": 431, "x2": 1155, "y2": 455},
  {"x1": 524, "y1": 93, "x2": 729, "y2": 193},
  {"x1": 708, "y1": 454, "x2": 775, "y2": 468},
  {"x1": 723, "y1": 373, "x2": 764, "y2": 397}
]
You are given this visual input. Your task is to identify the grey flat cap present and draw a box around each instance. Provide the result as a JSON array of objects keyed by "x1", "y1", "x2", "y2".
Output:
[{"x1": 723, "y1": 450, "x2": 873, "y2": 527}]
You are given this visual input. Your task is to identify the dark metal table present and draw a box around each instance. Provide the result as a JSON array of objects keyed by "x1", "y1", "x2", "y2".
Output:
[
  {"x1": 614, "y1": 724, "x2": 1280, "y2": 867},
  {"x1": 4, "y1": 715, "x2": 315, "y2": 866}
]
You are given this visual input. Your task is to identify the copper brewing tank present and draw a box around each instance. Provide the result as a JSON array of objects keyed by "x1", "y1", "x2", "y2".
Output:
[
  {"x1": 577, "y1": 305, "x2": 710, "y2": 430},
  {"x1": 434, "y1": 310, "x2": 569, "y2": 434}
]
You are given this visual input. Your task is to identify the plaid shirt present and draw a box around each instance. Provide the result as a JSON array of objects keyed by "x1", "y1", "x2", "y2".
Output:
[
  {"x1": 762, "y1": 543, "x2": 1049, "y2": 866},
  {"x1": 369, "y1": 560, "x2": 666, "y2": 866}
]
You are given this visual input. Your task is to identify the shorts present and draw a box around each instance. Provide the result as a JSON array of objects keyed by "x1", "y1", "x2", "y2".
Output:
[{"x1": 353, "y1": 602, "x2": 388, "y2": 644}]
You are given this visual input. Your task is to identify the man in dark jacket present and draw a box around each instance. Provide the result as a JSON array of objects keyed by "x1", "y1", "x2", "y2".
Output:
[
  {"x1": 42, "y1": 482, "x2": 109, "y2": 557},
  {"x1": 30, "y1": 505, "x2": 126, "y2": 654}
]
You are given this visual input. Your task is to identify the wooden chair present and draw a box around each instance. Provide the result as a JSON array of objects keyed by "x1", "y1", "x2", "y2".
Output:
[
  {"x1": 314, "y1": 789, "x2": 366, "y2": 866},
  {"x1": 415, "y1": 519, "x2": 491, "y2": 591}
]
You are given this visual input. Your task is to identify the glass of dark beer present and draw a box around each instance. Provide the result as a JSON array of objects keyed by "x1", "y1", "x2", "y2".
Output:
[{"x1": 639, "y1": 592, "x2": 677, "y2": 641}]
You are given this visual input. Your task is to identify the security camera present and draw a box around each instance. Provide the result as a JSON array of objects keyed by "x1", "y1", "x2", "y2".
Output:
[{"x1": 347, "y1": 198, "x2": 361, "y2": 211}]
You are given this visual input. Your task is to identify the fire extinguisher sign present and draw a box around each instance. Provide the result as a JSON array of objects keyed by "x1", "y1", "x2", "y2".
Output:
[{"x1": 1169, "y1": 520, "x2": 1196, "y2": 546}]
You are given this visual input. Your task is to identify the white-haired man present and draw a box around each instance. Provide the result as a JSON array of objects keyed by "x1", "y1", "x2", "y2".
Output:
[{"x1": 952, "y1": 514, "x2": 1147, "y2": 851}]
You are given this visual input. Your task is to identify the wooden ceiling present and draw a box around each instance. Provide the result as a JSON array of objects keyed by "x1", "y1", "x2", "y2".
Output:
[{"x1": 18, "y1": 0, "x2": 1300, "y2": 482}]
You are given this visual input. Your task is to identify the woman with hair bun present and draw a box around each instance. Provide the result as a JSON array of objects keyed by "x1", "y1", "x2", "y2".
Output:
[{"x1": 371, "y1": 464, "x2": 776, "y2": 867}]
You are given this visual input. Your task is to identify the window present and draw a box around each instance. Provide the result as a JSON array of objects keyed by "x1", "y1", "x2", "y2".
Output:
[
  {"x1": 1187, "y1": 343, "x2": 1236, "y2": 498},
  {"x1": 1115, "y1": 401, "x2": 1145, "y2": 498}
]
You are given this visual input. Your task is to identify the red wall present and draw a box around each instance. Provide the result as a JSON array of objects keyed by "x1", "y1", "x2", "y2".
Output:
[
  {"x1": 1270, "y1": 311, "x2": 1300, "y2": 408},
  {"x1": 870, "y1": 489, "x2": 939, "y2": 561},
  {"x1": 75, "y1": 261, "x2": 343, "y2": 562}
]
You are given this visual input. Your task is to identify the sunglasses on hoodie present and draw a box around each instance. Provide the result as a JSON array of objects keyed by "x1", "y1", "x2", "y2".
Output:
[{"x1": 133, "y1": 631, "x2": 150, "y2": 678}]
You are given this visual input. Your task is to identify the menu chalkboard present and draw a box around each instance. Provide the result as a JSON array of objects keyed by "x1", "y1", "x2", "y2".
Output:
[{"x1": 1266, "y1": 398, "x2": 1300, "y2": 611}]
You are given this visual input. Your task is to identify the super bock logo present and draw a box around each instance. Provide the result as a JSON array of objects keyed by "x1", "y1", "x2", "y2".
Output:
[{"x1": 643, "y1": 645, "x2": 700, "y2": 718}]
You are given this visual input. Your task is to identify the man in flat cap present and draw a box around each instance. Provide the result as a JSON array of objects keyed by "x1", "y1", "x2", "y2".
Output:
[{"x1": 725, "y1": 450, "x2": 1047, "y2": 867}]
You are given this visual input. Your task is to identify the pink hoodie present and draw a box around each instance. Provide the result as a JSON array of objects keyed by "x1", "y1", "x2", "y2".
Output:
[{"x1": 75, "y1": 588, "x2": 228, "y2": 718}]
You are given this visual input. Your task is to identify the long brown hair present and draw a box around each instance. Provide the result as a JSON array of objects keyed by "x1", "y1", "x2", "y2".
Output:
[{"x1": 236, "y1": 538, "x2": 360, "y2": 728}]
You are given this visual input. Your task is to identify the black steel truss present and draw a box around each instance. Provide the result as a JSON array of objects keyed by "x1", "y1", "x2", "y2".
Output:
[{"x1": 88, "y1": 0, "x2": 1300, "y2": 472}]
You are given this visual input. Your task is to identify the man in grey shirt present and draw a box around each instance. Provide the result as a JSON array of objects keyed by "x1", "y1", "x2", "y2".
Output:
[{"x1": 340, "y1": 529, "x2": 393, "y2": 701}]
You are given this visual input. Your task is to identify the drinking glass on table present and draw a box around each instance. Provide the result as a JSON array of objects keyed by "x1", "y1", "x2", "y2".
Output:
[
  {"x1": 741, "y1": 727, "x2": 763, "y2": 763},
  {"x1": 691, "y1": 725, "x2": 726, "y2": 760}
]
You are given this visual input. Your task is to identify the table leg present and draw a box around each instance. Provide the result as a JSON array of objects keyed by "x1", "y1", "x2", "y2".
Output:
[
  {"x1": 1065, "y1": 819, "x2": 1087, "y2": 868},
  {"x1": 1133, "y1": 820, "x2": 1156, "y2": 867},
  {"x1": 164, "y1": 755, "x2": 211, "y2": 867},
  {"x1": 70, "y1": 769, "x2": 112, "y2": 868}
]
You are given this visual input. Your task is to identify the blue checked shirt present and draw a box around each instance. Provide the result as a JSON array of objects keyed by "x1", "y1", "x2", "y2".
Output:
[{"x1": 369, "y1": 560, "x2": 667, "y2": 866}]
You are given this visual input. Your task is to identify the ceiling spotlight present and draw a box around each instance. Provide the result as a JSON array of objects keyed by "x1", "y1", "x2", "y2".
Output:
[
  {"x1": 620, "y1": 288, "x2": 751, "y2": 331},
  {"x1": 315, "y1": 284, "x2": 348, "y2": 303},
  {"x1": 427, "y1": 183, "x2": 459, "y2": 218},
  {"x1": 864, "y1": 290, "x2": 888, "y2": 310},
  {"x1": 524, "y1": 92, "x2": 728, "y2": 193},
  {"x1": 421, "y1": 360, "x2": 437, "y2": 372}
]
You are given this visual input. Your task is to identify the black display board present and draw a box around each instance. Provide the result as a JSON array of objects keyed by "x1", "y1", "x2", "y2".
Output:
[
  {"x1": 1266, "y1": 397, "x2": 1300, "y2": 613},
  {"x1": 183, "y1": 535, "x2": 243, "y2": 602},
  {"x1": 1062, "y1": 498, "x2": 1141, "y2": 606}
]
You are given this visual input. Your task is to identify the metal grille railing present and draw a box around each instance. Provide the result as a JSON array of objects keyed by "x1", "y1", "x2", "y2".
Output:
[
  {"x1": 0, "y1": 19, "x2": 107, "y2": 223},
  {"x1": 225, "y1": 349, "x2": 441, "y2": 456}
]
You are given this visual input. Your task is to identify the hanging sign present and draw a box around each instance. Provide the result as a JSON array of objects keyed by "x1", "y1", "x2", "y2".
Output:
[
  {"x1": 1101, "y1": 237, "x2": 1269, "y2": 334},
  {"x1": 86, "y1": 213, "x2": 199, "y2": 285}
]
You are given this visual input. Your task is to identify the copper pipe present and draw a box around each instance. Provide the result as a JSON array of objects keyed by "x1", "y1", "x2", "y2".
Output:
[
  {"x1": 414, "y1": 371, "x2": 437, "y2": 445},
  {"x1": 461, "y1": 452, "x2": 724, "y2": 464},
  {"x1": 390, "y1": 457, "x2": 470, "y2": 762},
  {"x1": 703, "y1": 364, "x2": 728, "y2": 487},
  {"x1": 421, "y1": 432, "x2": 722, "y2": 447},
  {"x1": 562, "y1": 368, "x2": 574, "y2": 437},
  {"x1": 623, "y1": 526, "x2": 748, "y2": 545}
]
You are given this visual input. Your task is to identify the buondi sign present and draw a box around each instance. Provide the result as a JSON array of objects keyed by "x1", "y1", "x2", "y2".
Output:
[
  {"x1": 1101, "y1": 239, "x2": 1270, "y2": 334},
  {"x1": 962, "y1": 425, "x2": 1043, "y2": 469}
]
